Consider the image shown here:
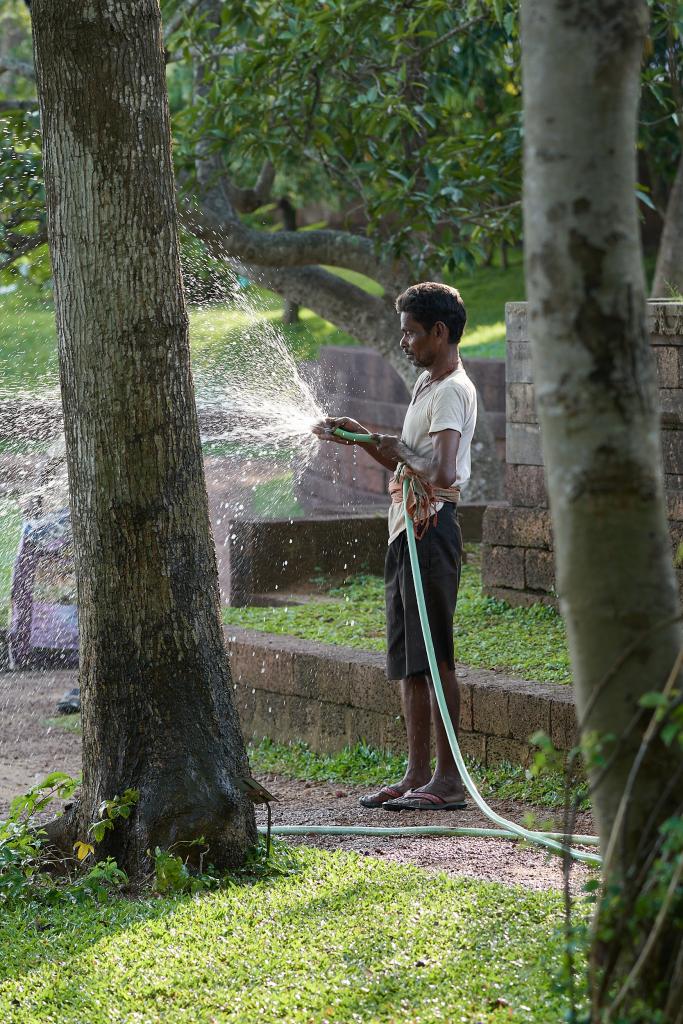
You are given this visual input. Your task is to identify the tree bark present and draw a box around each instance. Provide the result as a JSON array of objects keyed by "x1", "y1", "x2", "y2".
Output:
[
  {"x1": 522, "y1": 0, "x2": 683, "y2": 1015},
  {"x1": 652, "y1": 149, "x2": 683, "y2": 297},
  {"x1": 32, "y1": 0, "x2": 256, "y2": 878}
]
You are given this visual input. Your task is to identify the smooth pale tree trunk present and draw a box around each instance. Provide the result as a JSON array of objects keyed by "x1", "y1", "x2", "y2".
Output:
[
  {"x1": 652, "y1": 150, "x2": 683, "y2": 297},
  {"x1": 31, "y1": 0, "x2": 256, "y2": 877},
  {"x1": 522, "y1": 1, "x2": 683, "y2": 1016}
]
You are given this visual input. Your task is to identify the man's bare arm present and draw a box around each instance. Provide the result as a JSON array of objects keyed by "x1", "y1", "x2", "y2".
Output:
[{"x1": 374, "y1": 429, "x2": 460, "y2": 487}]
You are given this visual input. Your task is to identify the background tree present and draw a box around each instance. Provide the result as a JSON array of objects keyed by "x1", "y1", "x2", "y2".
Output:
[
  {"x1": 522, "y1": 0, "x2": 683, "y2": 1017},
  {"x1": 176, "y1": 0, "x2": 522, "y2": 369},
  {"x1": 4, "y1": 1, "x2": 680, "y2": 297},
  {"x1": 31, "y1": 0, "x2": 256, "y2": 878}
]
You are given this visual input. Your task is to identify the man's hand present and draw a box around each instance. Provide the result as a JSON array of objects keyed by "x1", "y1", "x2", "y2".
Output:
[
  {"x1": 373, "y1": 434, "x2": 402, "y2": 461},
  {"x1": 312, "y1": 416, "x2": 368, "y2": 445}
]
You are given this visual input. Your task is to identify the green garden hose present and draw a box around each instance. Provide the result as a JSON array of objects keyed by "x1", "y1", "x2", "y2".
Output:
[{"x1": 259, "y1": 426, "x2": 601, "y2": 866}]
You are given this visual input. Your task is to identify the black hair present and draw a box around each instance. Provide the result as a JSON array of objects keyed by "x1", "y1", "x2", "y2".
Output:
[{"x1": 395, "y1": 282, "x2": 467, "y2": 344}]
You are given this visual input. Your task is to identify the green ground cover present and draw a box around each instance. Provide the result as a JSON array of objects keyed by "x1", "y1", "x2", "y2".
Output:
[
  {"x1": 223, "y1": 549, "x2": 571, "y2": 685},
  {"x1": 0, "y1": 845, "x2": 580, "y2": 1024}
]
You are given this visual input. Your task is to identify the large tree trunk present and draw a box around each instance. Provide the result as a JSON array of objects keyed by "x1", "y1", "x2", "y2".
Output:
[
  {"x1": 31, "y1": 0, "x2": 256, "y2": 878},
  {"x1": 652, "y1": 150, "x2": 683, "y2": 297},
  {"x1": 522, "y1": 1, "x2": 683, "y2": 1017}
]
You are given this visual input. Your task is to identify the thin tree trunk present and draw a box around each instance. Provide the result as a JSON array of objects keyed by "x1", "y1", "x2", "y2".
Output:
[
  {"x1": 522, "y1": 0, "x2": 683, "y2": 1015},
  {"x1": 279, "y1": 199, "x2": 300, "y2": 324},
  {"x1": 32, "y1": 0, "x2": 256, "y2": 877},
  {"x1": 652, "y1": 150, "x2": 683, "y2": 297}
]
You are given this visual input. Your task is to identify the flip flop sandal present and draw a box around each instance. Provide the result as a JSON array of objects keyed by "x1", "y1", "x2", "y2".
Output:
[
  {"x1": 359, "y1": 785, "x2": 406, "y2": 809},
  {"x1": 383, "y1": 791, "x2": 468, "y2": 812}
]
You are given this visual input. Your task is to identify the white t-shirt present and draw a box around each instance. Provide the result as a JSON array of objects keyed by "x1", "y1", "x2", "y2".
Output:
[{"x1": 387, "y1": 365, "x2": 477, "y2": 544}]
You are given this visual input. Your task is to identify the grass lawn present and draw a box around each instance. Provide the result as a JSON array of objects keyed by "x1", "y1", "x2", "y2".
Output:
[
  {"x1": 223, "y1": 547, "x2": 571, "y2": 685},
  {"x1": 0, "y1": 845, "x2": 580, "y2": 1024}
]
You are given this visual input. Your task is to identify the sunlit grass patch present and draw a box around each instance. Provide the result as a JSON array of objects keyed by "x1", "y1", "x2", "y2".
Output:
[
  {"x1": 0, "y1": 259, "x2": 523, "y2": 398},
  {"x1": 0, "y1": 846, "x2": 581, "y2": 1024}
]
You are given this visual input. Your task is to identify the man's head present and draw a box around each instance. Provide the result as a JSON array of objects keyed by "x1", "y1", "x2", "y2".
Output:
[{"x1": 395, "y1": 282, "x2": 466, "y2": 368}]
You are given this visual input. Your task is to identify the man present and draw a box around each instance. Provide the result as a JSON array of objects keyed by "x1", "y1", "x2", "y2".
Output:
[{"x1": 314, "y1": 282, "x2": 476, "y2": 811}]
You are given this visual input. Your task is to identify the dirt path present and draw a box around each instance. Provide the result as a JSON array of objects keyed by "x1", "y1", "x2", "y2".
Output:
[{"x1": 1, "y1": 670, "x2": 595, "y2": 892}]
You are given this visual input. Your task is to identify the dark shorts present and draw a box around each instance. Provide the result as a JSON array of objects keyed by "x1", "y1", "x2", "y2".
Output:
[{"x1": 385, "y1": 503, "x2": 462, "y2": 681}]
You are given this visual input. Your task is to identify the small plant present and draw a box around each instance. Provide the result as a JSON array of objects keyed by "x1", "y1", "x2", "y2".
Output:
[
  {"x1": 68, "y1": 857, "x2": 129, "y2": 904},
  {"x1": 229, "y1": 836, "x2": 304, "y2": 881},
  {"x1": 88, "y1": 788, "x2": 140, "y2": 843},
  {"x1": 151, "y1": 836, "x2": 301, "y2": 893},
  {"x1": 0, "y1": 772, "x2": 129, "y2": 909},
  {"x1": 152, "y1": 838, "x2": 220, "y2": 895}
]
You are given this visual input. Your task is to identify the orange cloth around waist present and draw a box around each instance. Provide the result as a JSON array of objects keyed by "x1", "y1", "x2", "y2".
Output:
[{"x1": 388, "y1": 464, "x2": 460, "y2": 539}]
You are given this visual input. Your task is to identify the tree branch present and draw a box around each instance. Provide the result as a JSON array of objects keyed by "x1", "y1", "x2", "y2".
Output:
[
  {"x1": 217, "y1": 159, "x2": 275, "y2": 214},
  {"x1": 241, "y1": 261, "x2": 407, "y2": 372},
  {"x1": 0, "y1": 229, "x2": 48, "y2": 271},
  {"x1": 0, "y1": 99, "x2": 38, "y2": 112},
  {"x1": 191, "y1": 153, "x2": 409, "y2": 293},
  {"x1": 188, "y1": 201, "x2": 402, "y2": 292},
  {"x1": 0, "y1": 58, "x2": 35, "y2": 80},
  {"x1": 423, "y1": 12, "x2": 488, "y2": 54}
]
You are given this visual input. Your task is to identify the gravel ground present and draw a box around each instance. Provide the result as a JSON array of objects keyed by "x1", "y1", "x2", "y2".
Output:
[{"x1": 1, "y1": 669, "x2": 596, "y2": 892}]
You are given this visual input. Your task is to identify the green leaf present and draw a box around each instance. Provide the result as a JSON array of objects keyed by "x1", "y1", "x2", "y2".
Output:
[{"x1": 639, "y1": 692, "x2": 670, "y2": 708}]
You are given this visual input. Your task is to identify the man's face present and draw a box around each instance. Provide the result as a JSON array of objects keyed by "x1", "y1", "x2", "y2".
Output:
[{"x1": 400, "y1": 312, "x2": 438, "y2": 367}]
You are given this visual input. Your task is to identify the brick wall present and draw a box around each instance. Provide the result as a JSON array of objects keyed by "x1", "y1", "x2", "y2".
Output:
[{"x1": 481, "y1": 301, "x2": 683, "y2": 606}]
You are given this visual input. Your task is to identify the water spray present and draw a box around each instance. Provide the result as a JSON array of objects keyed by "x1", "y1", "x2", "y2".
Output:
[{"x1": 260, "y1": 426, "x2": 601, "y2": 866}]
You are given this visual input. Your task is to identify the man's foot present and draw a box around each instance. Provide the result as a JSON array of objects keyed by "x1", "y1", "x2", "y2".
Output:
[
  {"x1": 383, "y1": 779, "x2": 467, "y2": 811},
  {"x1": 383, "y1": 790, "x2": 467, "y2": 812},
  {"x1": 359, "y1": 774, "x2": 431, "y2": 809},
  {"x1": 359, "y1": 784, "x2": 411, "y2": 809}
]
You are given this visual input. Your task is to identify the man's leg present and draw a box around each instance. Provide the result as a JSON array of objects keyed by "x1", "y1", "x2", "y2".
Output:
[
  {"x1": 388, "y1": 664, "x2": 466, "y2": 805},
  {"x1": 396, "y1": 673, "x2": 432, "y2": 790},
  {"x1": 420, "y1": 662, "x2": 466, "y2": 801},
  {"x1": 361, "y1": 535, "x2": 432, "y2": 807}
]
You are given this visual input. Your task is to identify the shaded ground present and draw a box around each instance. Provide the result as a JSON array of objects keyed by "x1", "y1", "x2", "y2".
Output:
[{"x1": 0, "y1": 669, "x2": 595, "y2": 892}]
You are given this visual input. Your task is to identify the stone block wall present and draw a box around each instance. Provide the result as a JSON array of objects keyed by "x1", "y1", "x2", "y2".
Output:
[
  {"x1": 222, "y1": 513, "x2": 388, "y2": 606},
  {"x1": 482, "y1": 301, "x2": 683, "y2": 606},
  {"x1": 226, "y1": 626, "x2": 577, "y2": 765},
  {"x1": 216, "y1": 506, "x2": 488, "y2": 606}
]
